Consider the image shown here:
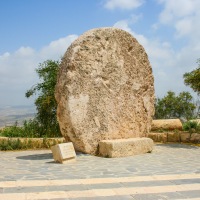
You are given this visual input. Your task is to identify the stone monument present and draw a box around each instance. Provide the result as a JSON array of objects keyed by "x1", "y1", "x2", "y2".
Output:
[
  {"x1": 55, "y1": 27, "x2": 155, "y2": 155},
  {"x1": 51, "y1": 142, "x2": 76, "y2": 164}
]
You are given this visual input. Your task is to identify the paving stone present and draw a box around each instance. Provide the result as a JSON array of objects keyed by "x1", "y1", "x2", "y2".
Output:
[
  {"x1": 71, "y1": 196, "x2": 134, "y2": 200},
  {"x1": 121, "y1": 180, "x2": 174, "y2": 187},
  {"x1": 44, "y1": 199, "x2": 69, "y2": 200},
  {"x1": 170, "y1": 178, "x2": 200, "y2": 185},
  {"x1": 86, "y1": 183, "x2": 122, "y2": 189},
  {"x1": 179, "y1": 190, "x2": 200, "y2": 198},
  {"x1": 154, "y1": 192, "x2": 185, "y2": 199},
  {"x1": 4, "y1": 186, "x2": 48, "y2": 193},
  {"x1": 0, "y1": 144, "x2": 200, "y2": 199},
  {"x1": 131, "y1": 193, "x2": 168, "y2": 200}
]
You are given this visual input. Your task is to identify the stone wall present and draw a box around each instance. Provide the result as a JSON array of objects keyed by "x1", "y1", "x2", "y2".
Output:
[{"x1": 148, "y1": 132, "x2": 200, "y2": 143}]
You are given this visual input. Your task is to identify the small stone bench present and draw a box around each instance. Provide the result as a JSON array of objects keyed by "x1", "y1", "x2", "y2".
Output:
[{"x1": 99, "y1": 138, "x2": 154, "y2": 158}]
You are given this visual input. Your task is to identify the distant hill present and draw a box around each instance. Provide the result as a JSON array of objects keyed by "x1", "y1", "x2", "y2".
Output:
[{"x1": 0, "y1": 105, "x2": 36, "y2": 127}]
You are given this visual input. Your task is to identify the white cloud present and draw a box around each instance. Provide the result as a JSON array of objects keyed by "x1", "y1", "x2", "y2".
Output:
[
  {"x1": 114, "y1": 20, "x2": 133, "y2": 33},
  {"x1": 40, "y1": 35, "x2": 77, "y2": 60},
  {"x1": 104, "y1": 0, "x2": 144, "y2": 10},
  {"x1": 158, "y1": 0, "x2": 200, "y2": 40},
  {"x1": 175, "y1": 18, "x2": 192, "y2": 38},
  {"x1": 113, "y1": 19, "x2": 198, "y2": 98},
  {"x1": 0, "y1": 35, "x2": 78, "y2": 106},
  {"x1": 158, "y1": 0, "x2": 196, "y2": 24}
]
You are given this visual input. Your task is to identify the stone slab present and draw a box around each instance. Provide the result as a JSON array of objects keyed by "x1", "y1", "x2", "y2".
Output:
[
  {"x1": 51, "y1": 142, "x2": 76, "y2": 164},
  {"x1": 99, "y1": 137, "x2": 154, "y2": 158}
]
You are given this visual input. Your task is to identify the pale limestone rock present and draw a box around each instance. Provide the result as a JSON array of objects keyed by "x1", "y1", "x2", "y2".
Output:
[
  {"x1": 151, "y1": 119, "x2": 182, "y2": 131},
  {"x1": 99, "y1": 138, "x2": 154, "y2": 158},
  {"x1": 180, "y1": 132, "x2": 191, "y2": 143},
  {"x1": 148, "y1": 132, "x2": 167, "y2": 143},
  {"x1": 55, "y1": 27, "x2": 155, "y2": 155},
  {"x1": 157, "y1": 132, "x2": 168, "y2": 142},
  {"x1": 147, "y1": 132, "x2": 158, "y2": 142},
  {"x1": 167, "y1": 132, "x2": 181, "y2": 142},
  {"x1": 51, "y1": 143, "x2": 76, "y2": 164},
  {"x1": 190, "y1": 133, "x2": 200, "y2": 143}
]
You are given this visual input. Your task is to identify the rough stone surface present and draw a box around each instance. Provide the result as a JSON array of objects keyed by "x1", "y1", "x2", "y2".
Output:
[
  {"x1": 51, "y1": 143, "x2": 76, "y2": 164},
  {"x1": 190, "y1": 133, "x2": 200, "y2": 143},
  {"x1": 99, "y1": 137, "x2": 154, "y2": 158},
  {"x1": 148, "y1": 132, "x2": 167, "y2": 143},
  {"x1": 55, "y1": 27, "x2": 155, "y2": 155},
  {"x1": 180, "y1": 132, "x2": 191, "y2": 143},
  {"x1": 167, "y1": 132, "x2": 181, "y2": 142},
  {"x1": 151, "y1": 119, "x2": 182, "y2": 131},
  {"x1": 148, "y1": 131, "x2": 200, "y2": 144}
]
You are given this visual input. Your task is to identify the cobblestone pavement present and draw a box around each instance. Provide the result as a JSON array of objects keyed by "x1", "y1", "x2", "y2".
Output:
[{"x1": 0, "y1": 143, "x2": 200, "y2": 200}]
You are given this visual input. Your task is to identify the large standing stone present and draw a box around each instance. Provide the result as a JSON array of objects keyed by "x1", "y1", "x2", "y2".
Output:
[{"x1": 55, "y1": 27, "x2": 155, "y2": 155}]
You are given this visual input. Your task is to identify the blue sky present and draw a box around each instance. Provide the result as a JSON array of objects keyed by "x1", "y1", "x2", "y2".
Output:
[{"x1": 0, "y1": 0, "x2": 199, "y2": 106}]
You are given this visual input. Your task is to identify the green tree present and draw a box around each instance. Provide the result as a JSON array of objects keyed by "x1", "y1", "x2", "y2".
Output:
[
  {"x1": 183, "y1": 59, "x2": 200, "y2": 95},
  {"x1": 154, "y1": 91, "x2": 196, "y2": 120},
  {"x1": 25, "y1": 60, "x2": 61, "y2": 137}
]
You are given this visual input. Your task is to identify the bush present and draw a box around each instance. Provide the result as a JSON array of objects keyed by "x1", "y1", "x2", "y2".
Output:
[
  {"x1": 183, "y1": 121, "x2": 200, "y2": 133},
  {"x1": 0, "y1": 138, "x2": 64, "y2": 151},
  {"x1": 0, "y1": 119, "x2": 61, "y2": 138},
  {"x1": 0, "y1": 123, "x2": 25, "y2": 137}
]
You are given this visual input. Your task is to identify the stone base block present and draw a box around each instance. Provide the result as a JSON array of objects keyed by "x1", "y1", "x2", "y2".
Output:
[{"x1": 99, "y1": 137, "x2": 154, "y2": 158}]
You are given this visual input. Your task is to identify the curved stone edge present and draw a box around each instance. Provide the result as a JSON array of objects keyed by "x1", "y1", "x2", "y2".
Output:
[
  {"x1": 99, "y1": 137, "x2": 154, "y2": 158},
  {"x1": 151, "y1": 119, "x2": 182, "y2": 131},
  {"x1": 55, "y1": 27, "x2": 155, "y2": 155}
]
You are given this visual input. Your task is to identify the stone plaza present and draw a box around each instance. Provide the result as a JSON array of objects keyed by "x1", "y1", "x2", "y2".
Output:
[{"x1": 0, "y1": 143, "x2": 200, "y2": 199}]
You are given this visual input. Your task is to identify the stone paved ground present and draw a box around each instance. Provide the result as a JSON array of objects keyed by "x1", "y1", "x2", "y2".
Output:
[{"x1": 0, "y1": 143, "x2": 200, "y2": 199}]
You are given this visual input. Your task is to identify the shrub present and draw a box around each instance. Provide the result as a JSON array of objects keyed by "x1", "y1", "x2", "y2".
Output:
[
  {"x1": 183, "y1": 121, "x2": 200, "y2": 133},
  {"x1": 0, "y1": 119, "x2": 61, "y2": 138}
]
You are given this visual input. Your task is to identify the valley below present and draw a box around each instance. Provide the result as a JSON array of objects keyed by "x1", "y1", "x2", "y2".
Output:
[{"x1": 0, "y1": 105, "x2": 36, "y2": 127}]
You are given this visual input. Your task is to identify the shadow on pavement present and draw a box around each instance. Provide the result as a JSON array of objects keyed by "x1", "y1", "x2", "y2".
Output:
[
  {"x1": 156, "y1": 143, "x2": 199, "y2": 149},
  {"x1": 16, "y1": 153, "x2": 53, "y2": 160}
]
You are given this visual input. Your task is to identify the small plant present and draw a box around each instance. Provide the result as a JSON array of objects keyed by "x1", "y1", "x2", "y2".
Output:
[
  {"x1": 0, "y1": 122, "x2": 25, "y2": 137},
  {"x1": 183, "y1": 121, "x2": 200, "y2": 133}
]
